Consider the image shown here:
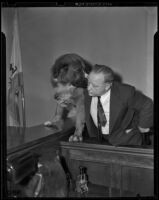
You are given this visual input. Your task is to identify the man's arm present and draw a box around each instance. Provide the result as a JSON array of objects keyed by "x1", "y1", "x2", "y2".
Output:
[{"x1": 128, "y1": 89, "x2": 153, "y2": 130}]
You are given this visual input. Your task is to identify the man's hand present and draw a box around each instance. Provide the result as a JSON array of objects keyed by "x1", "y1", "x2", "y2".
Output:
[
  {"x1": 125, "y1": 127, "x2": 150, "y2": 134},
  {"x1": 138, "y1": 126, "x2": 150, "y2": 133}
]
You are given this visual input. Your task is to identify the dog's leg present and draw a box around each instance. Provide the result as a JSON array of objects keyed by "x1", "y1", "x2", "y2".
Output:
[
  {"x1": 44, "y1": 104, "x2": 64, "y2": 130},
  {"x1": 52, "y1": 103, "x2": 63, "y2": 122},
  {"x1": 69, "y1": 91, "x2": 85, "y2": 142},
  {"x1": 51, "y1": 104, "x2": 65, "y2": 130},
  {"x1": 75, "y1": 103, "x2": 85, "y2": 138}
]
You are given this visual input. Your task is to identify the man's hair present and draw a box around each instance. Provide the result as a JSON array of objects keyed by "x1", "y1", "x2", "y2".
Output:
[{"x1": 92, "y1": 64, "x2": 114, "y2": 83}]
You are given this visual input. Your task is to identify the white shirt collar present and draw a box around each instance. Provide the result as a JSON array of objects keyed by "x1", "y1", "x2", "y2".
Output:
[{"x1": 100, "y1": 88, "x2": 111, "y2": 103}]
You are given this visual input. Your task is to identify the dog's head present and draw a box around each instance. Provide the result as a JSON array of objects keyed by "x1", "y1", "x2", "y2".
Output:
[
  {"x1": 51, "y1": 53, "x2": 92, "y2": 88},
  {"x1": 51, "y1": 53, "x2": 92, "y2": 106}
]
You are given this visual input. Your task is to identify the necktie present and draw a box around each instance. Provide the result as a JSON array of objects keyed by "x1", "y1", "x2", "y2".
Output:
[{"x1": 97, "y1": 96, "x2": 107, "y2": 141}]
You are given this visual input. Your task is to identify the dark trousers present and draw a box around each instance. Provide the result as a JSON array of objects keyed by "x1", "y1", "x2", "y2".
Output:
[{"x1": 101, "y1": 134, "x2": 111, "y2": 144}]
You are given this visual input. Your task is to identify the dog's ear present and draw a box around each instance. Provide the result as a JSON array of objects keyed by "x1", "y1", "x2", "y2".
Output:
[
  {"x1": 71, "y1": 77, "x2": 88, "y2": 88},
  {"x1": 63, "y1": 65, "x2": 88, "y2": 88},
  {"x1": 53, "y1": 64, "x2": 68, "y2": 78},
  {"x1": 58, "y1": 65, "x2": 69, "y2": 83}
]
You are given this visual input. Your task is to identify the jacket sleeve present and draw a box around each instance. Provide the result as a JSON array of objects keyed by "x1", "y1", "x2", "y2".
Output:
[{"x1": 127, "y1": 87, "x2": 153, "y2": 128}]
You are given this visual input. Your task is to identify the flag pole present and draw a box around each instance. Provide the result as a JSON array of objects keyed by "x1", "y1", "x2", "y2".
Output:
[
  {"x1": 17, "y1": 9, "x2": 26, "y2": 128},
  {"x1": 21, "y1": 73, "x2": 26, "y2": 128}
]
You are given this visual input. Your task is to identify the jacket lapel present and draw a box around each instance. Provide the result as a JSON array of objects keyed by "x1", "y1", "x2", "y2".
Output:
[
  {"x1": 109, "y1": 82, "x2": 124, "y2": 134},
  {"x1": 84, "y1": 89, "x2": 91, "y2": 112},
  {"x1": 84, "y1": 89, "x2": 98, "y2": 137}
]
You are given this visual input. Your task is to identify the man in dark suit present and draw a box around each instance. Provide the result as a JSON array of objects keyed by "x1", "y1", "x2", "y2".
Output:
[{"x1": 84, "y1": 64, "x2": 153, "y2": 146}]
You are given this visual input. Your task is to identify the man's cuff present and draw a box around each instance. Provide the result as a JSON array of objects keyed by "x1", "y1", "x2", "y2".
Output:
[{"x1": 138, "y1": 126, "x2": 150, "y2": 133}]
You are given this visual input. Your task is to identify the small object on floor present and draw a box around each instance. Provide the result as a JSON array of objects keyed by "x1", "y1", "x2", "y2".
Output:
[{"x1": 75, "y1": 166, "x2": 88, "y2": 196}]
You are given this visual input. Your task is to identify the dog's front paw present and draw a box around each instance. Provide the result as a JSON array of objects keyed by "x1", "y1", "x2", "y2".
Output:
[
  {"x1": 44, "y1": 121, "x2": 59, "y2": 131},
  {"x1": 44, "y1": 121, "x2": 52, "y2": 126},
  {"x1": 68, "y1": 134, "x2": 83, "y2": 142},
  {"x1": 44, "y1": 119, "x2": 64, "y2": 131}
]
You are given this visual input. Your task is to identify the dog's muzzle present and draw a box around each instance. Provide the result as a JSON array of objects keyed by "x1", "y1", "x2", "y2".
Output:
[{"x1": 54, "y1": 93, "x2": 74, "y2": 107}]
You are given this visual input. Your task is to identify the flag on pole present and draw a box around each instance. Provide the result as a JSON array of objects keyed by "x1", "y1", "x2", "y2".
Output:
[{"x1": 7, "y1": 9, "x2": 26, "y2": 127}]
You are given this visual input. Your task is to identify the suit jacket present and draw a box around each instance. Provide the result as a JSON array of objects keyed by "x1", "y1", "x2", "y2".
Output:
[{"x1": 84, "y1": 81, "x2": 153, "y2": 146}]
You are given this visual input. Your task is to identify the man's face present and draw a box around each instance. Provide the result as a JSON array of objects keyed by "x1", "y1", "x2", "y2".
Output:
[{"x1": 87, "y1": 72, "x2": 111, "y2": 97}]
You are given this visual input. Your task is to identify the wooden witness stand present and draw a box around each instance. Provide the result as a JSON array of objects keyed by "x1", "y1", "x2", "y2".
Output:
[
  {"x1": 60, "y1": 138, "x2": 154, "y2": 197},
  {"x1": 6, "y1": 119, "x2": 154, "y2": 197}
]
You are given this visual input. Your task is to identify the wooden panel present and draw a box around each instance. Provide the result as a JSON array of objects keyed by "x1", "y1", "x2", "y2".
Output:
[
  {"x1": 68, "y1": 159, "x2": 111, "y2": 186},
  {"x1": 60, "y1": 140, "x2": 154, "y2": 197},
  {"x1": 60, "y1": 141, "x2": 154, "y2": 169},
  {"x1": 122, "y1": 166, "x2": 154, "y2": 196},
  {"x1": 111, "y1": 164, "x2": 121, "y2": 189}
]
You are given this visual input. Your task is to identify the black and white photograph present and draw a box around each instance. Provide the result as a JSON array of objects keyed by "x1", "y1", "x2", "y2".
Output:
[{"x1": 1, "y1": 2, "x2": 157, "y2": 198}]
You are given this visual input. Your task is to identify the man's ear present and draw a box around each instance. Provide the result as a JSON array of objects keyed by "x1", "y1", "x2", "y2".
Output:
[{"x1": 105, "y1": 82, "x2": 112, "y2": 91}]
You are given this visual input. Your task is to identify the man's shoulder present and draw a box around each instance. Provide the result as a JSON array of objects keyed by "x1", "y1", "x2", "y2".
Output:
[{"x1": 113, "y1": 81, "x2": 135, "y2": 92}]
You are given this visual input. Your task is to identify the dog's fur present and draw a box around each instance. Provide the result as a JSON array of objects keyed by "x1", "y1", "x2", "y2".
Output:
[{"x1": 50, "y1": 53, "x2": 92, "y2": 141}]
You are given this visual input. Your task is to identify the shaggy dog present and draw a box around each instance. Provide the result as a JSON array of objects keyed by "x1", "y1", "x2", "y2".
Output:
[{"x1": 50, "y1": 53, "x2": 92, "y2": 142}]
